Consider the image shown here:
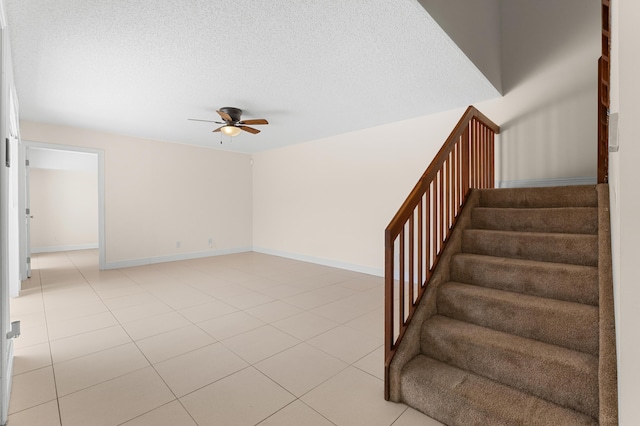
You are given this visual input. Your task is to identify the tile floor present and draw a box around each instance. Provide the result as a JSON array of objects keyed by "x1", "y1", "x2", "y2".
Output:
[{"x1": 8, "y1": 250, "x2": 442, "y2": 426}]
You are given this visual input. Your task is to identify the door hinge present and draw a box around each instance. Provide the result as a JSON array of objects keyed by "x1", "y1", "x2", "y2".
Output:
[
  {"x1": 26, "y1": 208, "x2": 30, "y2": 215},
  {"x1": 5, "y1": 138, "x2": 10, "y2": 167},
  {"x1": 6, "y1": 321, "x2": 20, "y2": 339},
  {"x1": 27, "y1": 256, "x2": 31, "y2": 264},
  {"x1": 26, "y1": 159, "x2": 30, "y2": 167}
]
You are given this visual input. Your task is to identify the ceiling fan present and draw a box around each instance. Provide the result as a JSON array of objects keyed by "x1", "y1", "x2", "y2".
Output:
[{"x1": 188, "y1": 107, "x2": 269, "y2": 137}]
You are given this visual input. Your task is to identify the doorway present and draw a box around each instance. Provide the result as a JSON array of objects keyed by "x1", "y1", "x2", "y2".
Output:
[{"x1": 20, "y1": 142, "x2": 106, "y2": 277}]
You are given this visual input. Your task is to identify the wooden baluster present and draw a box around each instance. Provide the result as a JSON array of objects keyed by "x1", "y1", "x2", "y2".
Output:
[
  {"x1": 384, "y1": 231, "x2": 394, "y2": 400},
  {"x1": 418, "y1": 196, "x2": 423, "y2": 289},
  {"x1": 432, "y1": 181, "x2": 437, "y2": 268},
  {"x1": 481, "y1": 126, "x2": 486, "y2": 188},
  {"x1": 470, "y1": 121, "x2": 475, "y2": 188},
  {"x1": 462, "y1": 125, "x2": 469, "y2": 198},
  {"x1": 425, "y1": 186, "x2": 431, "y2": 281},
  {"x1": 481, "y1": 125, "x2": 486, "y2": 188},
  {"x1": 490, "y1": 131, "x2": 495, "y2": 188},
  {"x1": 409, "y1": 213, "x2": 414, "y2": 305},
  {"x1": 475, "y1": 121, "x2": 482, "y2": 188},
  {"x1": 399, "y1": 229, "x2": 405, "y2": 327},
  {"x1": 439, "y1": 168, "x2": 444, "y2": 253},
  {"x1": 454, "y1": 141, "x2": 459, "y2": 218},
  {"x1": 486, "y1": 127, "x2": 491, "y2": 187},
  {"x1": 447, "y1": 152, "x2": 452, "y2": 233}
]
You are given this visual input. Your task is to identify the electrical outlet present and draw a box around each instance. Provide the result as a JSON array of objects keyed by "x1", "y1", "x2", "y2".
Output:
[{"x1": 176, "y1": 241, "x2": 181, "y2": 248}]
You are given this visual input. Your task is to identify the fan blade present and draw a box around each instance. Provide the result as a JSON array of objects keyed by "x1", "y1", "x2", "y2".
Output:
[
  {"x1": 217, "y1": 109, "x2": 233, "y2": 122},
  {"x1": 189, "y1": 118, "x2": 225, "y2": 124},
  {"x1": 212, "y1": 126, "x2": 225, "y2": 132},
  {"x1": 240, "y1": 125, "x2": 260, "y2": 134},
  {"x1": 239, "y1": 119, "x2": 269, "y2": 125}
]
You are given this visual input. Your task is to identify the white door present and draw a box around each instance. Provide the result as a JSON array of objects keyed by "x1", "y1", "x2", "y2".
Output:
[
  {"x1": 0, "y1": 13, "x2": 20, "y2": 425},
  {"x1": 24, "y1": 148, "x2": 30, "y2": 279},
  {"x1": 19, "y1": 144, "x2": 30, "y2": 280},
  {"x1": 0, "y1": 135, "x2": 20, "y2": 425}
]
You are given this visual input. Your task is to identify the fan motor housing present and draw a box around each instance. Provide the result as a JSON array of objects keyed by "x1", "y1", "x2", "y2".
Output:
[{"x1": 219, "y1": 107, "x2": 243, "y2": 122}]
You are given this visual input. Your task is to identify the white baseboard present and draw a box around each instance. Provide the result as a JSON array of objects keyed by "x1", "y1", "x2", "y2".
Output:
[
  {"x1": 498, "y1": 176, "x2": 597, "y2": 188},
  {"x1": 98, "y1": 245, "x2": 382, "y2": 276},
  {"x1": 103, "y1": 247, "x2": 253, "y2": 270},
  {"x1": 32, "y1": 243, "x2": 99, "y2": 253},
  {"x1": 252, "y1": 247, "x2": 383, "y2": 277}
]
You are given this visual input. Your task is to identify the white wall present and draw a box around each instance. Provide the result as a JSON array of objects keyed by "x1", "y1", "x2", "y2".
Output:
[
  {"x1": 20, "y1": 121, "x2": 253, "y2": 267},
  {"x1": 608, "y1": 0, "x2": 640, "y2": 423},
  {"x1": 417, "y1": 0, "x2": 503, "y2": 94},
  {"x1": 29, "y1": 168, "x2": 98, "y2": 252}
]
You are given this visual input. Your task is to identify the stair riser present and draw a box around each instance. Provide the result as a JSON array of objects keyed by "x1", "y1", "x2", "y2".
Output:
[
  {"x1": 450, "y1": 254, "x2": 599, "y2": 306},
  {"x1": 462, "y1": 230, "x2": 598, "y2": 267},
  {"x1": 437, "y1": 282, "x2": 599, "y2": 355},
  {"x1": 471, "y1": 207, "x2": 598, "y2": 234},
  {"x1": 401, "y1": 356, "x2": 597, "y2": 426},
  {"x1": 421, "y1": 317, "x2": 599, "y2": 418}
]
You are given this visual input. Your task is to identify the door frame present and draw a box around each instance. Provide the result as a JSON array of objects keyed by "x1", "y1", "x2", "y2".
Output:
[{"x1": 21, "y1": 142, "x2": 106, "y2": 271}]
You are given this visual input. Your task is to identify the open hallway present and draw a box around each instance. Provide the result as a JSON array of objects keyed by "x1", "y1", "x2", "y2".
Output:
[{"x1": 7, "y1": 250, "x2": 440, "y2": 426}]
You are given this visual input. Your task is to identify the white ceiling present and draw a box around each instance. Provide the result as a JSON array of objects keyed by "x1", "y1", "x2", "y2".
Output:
[{"x1": 6, "y1": 0, "x2": 500, "y2": 153}]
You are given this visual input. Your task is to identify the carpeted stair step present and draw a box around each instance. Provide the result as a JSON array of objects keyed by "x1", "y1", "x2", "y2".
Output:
[
  {"x1": 462, "y1": 229, "x2": 598, "y2": 267},
  {"x1": 420, "y1": 315, "x2": 599, "y2": 418},
  {"x1": 400, "y1": 355, "x2": 597, "y2": 426},
  {"x1": 471, "y1": 207, "x2": 598, "y2": 234},
  {"x1": 478, "y1": 185, "x2": 597, "y2": 208},
  {"x1": 449, "y1": 253, "x2": 599, "y2": 306},
  {"x1": 437, "y1": 282, "x2": 598, "y2": 354}
]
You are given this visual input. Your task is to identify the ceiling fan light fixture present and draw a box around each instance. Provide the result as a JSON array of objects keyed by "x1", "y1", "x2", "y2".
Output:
[{"x1": 221, "y1": 125, "x2": 241, "y2": 137}]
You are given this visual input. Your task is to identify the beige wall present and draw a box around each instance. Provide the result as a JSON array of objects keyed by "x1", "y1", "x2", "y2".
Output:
[
  {"x1": 21, "y1": 121, "x2": 253, "y2": 266},
  {"x1": 30, "y1": 168, "x2": 98, "y2": 251},
  {"x1": 609, "y1": 0, "x2": 640, "y2": 422},
  {"x1": 253, "y1": 107, "x2": 467, "y2": 274}
]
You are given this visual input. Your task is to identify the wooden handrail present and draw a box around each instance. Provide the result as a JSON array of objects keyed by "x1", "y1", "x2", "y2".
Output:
[
  {"x1": 384, "y1": 106, "x2": 499, "y2": 400},
  {"x1": 598, "y1": 0, "x2": 611, "y2": 183}
]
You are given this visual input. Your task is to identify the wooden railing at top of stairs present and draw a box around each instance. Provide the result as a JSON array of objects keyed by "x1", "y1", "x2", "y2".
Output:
[
  {"x1": 384, "y1": 106, "x2": 500, "y2": 400},
  {"x1": 598, "y1": 0, "x2": 611, "y2": 184}
]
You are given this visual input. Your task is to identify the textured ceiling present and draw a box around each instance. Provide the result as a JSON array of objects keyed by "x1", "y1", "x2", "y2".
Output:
[{"x1": 6, "y1": 0, "x2": 500, "y2": 153}]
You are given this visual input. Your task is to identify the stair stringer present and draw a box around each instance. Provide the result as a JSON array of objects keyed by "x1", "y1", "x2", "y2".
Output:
[
  {"x1": 596, "y1": 184, "x2": 618, "y2": 426},
  {"x1": 389, "y1": 190, "x2": 481, "y2": 402}
]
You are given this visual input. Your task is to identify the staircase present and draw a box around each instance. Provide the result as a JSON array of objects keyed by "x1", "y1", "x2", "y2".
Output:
[{"x1": 393, "y1": 185, "x2": 617, "y2": 425}]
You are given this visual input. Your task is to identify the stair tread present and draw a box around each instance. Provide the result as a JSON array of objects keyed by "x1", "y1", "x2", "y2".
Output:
[
  {"x1": 471, "y1": 206, "x2": 598, "y2": 235},
  {"x1": 452, "y1": 252, "x2": 598, "y2": 272},
  {"x1": 401, "y1": 355, "x2": 597, "y2": 426},
  {"x1": 462, "y1": 229, "x2": 598, "y2": 267},
  {"x1": 437, "y1": 281, "x2": 599, "y2": 354},
  {"x1": 420, "y1": 315, "x2": 598, "y2": 417},
  {"x1": 478, "y1": 186, "x2": 598, "y2": 208},
  {"x1": 451, "y1": 253, "x2": 598, "y2": 306},
  {"x1": 465, "y1": 228, "x2": 599, "y2": 239}
]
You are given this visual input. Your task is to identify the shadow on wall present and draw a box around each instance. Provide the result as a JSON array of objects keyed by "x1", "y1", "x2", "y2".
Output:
[
  {"x1": 500, "y1": 0, "x2": 601, "y2": 94},
  {"x1": 498, "y1": 80, "x2": 597, "y2": 182},
  {"x1": 483, "y1": 0, "x2": 601, "y2": 184}
]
